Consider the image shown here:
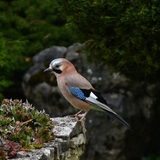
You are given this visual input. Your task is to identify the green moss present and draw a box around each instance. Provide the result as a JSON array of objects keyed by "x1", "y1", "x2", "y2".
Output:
[
  {"x1": 0, "y1": 99, "x2": 55, "y2": 159},
  {"x1": 28, "y1": 69, "x2": 57, "y2": 86}
]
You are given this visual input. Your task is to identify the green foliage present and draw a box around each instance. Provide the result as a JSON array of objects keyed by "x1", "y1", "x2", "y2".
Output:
[
  {"x1": 0, "y1": 0, "x2": 77, "y2": 99},
  {"x1": 0, "y1": 33, "x2": 26, "y2": 100},
  {"x1": 0, "y1": 99, "x2": 55, "y2": 159},
  {"x1": 59, "y1": 0, "x2": 160, "y2": 83},
  {"x1": 0, "y1": 0, "x2": 76, "y2": 56}
]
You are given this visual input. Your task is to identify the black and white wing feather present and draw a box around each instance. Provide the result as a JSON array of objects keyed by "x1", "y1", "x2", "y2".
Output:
[{"x1": 68, "y1": 86, "x2": 131, "y2": 130}]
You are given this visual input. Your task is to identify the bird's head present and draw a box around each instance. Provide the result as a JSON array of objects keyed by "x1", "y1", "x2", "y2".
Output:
[{"x1": 44, "y1": 58, "x2": 75, "y2": 77}]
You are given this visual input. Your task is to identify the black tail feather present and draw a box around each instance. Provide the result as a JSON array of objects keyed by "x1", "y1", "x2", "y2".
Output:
[{"x1": 107, "y1": 111, "x2": 132, "y2": 131}]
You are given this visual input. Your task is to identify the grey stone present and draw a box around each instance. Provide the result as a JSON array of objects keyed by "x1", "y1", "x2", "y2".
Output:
[
  {"x1": 33, "y1": 46, "x2": 67, "y2": 64},
  {"x1": 11, "y1": 116, "x2": 86, "y2": 160},
  {"x1": 22, "y1": 43, "x2": 160, "y2": 160}
]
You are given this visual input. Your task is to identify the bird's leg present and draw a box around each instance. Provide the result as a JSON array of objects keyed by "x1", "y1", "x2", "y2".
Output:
[
  {"x1": 78, "y1": 111, "x2": 88, "y2": 122},
  {"x1": 68, "y1": 110, "x2": 87, "y2": 122},
  {"x1": 74, "y1": 110, "x2": 83, "y2": 117},
  {"x1": 68, "y1": 110, "x2": 83, "y2": 118}
]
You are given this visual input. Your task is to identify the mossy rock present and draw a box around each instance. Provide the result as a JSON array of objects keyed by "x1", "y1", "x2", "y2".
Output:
[{"x1": 0, "y1": 99, "x2": 55, "y2": 159}]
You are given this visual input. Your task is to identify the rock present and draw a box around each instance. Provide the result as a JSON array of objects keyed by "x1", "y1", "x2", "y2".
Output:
[
  {"x1": 11, "y1": 115, "x2": 86, "y2": 160},
  {"x1": 22, "y1": 43, "x2": 160, "y2": 160},
  {"x1": 33, "y1": 46, "x2": 67, "y2": 64}
]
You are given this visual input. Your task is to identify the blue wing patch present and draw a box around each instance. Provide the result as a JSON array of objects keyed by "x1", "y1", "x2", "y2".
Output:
[{"x1": 68, "y1": 87, "x2": 86, "y2": 100}]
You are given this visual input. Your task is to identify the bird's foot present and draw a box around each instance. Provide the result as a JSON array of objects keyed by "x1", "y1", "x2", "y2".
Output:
[
  {"x1": 68, "y1": 110, "x2": 88, "y2": 122},
  {"x1": 77, "y1": 112, "x2": 88, "y2": 122}
]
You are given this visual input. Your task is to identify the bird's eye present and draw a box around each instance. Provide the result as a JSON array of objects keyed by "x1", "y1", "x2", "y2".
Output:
[{"x1": 55, "y1": 64, "x2": 60, "y2": 68}]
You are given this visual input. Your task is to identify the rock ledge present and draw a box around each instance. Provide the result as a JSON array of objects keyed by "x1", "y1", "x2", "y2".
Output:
[{"x1": 11, "y1": 115, "x2": 86, "y2": 160}]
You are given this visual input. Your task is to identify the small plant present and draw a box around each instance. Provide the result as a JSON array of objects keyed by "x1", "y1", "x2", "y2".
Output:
[{"x1": 0, "y1": 99, "x2": 55, "y2": 159}]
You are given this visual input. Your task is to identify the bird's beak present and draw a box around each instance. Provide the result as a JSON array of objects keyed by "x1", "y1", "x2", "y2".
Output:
[{"x1": 44, "y1": 68, "x2": 52, "y2": 72}]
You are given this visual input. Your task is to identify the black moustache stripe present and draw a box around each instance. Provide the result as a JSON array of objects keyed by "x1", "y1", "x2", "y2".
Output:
[{"x1": 53, "y1": 69, "x2": 62, "y2": 74}]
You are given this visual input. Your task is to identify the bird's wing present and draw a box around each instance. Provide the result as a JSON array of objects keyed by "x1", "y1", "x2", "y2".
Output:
[
  {"x1": 65, "y1": 72, "x2": 93, "y2": 89},
  {"x1": 68, "y1": 86, "x2": 131, "y2": 130}
]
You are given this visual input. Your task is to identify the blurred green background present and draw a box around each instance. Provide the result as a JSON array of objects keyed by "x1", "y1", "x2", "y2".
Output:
[{"x1": 0, "y1": 0, "x2": 77, "y2": 100}]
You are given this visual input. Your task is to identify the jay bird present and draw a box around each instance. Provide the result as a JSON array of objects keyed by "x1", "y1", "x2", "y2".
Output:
[{"x1": 44, "y1": 58, "x2": 131, "y2": 130}]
